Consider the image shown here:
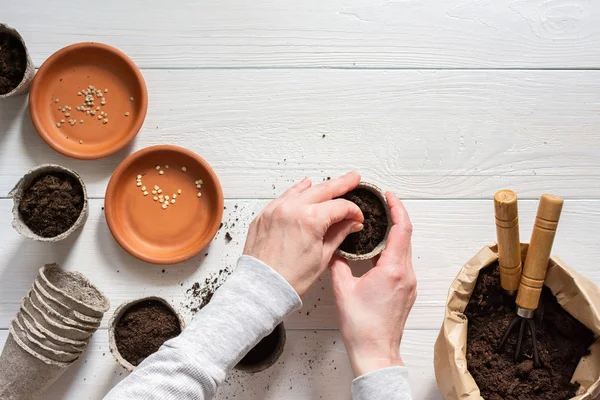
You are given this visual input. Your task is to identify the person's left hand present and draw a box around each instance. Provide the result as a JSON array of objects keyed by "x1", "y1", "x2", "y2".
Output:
[{"x1": 243, "y1": 172, "x2": 364, "y2": 296}]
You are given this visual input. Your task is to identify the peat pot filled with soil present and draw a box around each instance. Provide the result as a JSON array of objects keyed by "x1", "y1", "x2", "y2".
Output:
[
  {"x1": 236, "y1": 322, "x2": 286, "y2": 373},
  {"x1": 434, "y1": 244, "x2": 600, "y2": 400},
  {"x1": 109, "y1": 297, "x2": 185, "y2": 371},
  {"x1": 9, "y1": 164, "x2": 88, "y2": 242},
  {"x1": 0, "y1": 24, "x2": 35, "y2": 98},
  {"x1": 336, "y1": 182, "x2": 392, "y2": 261}
]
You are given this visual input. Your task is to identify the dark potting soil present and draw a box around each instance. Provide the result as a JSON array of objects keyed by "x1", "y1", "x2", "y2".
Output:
[
  {"x1": 338, "y1": 189, "x2": 387, "y2": 255},
  {"x1": 465, "y1": 263, "x2": 595, "y2": 400},
  {"x1": 238, "y1": 324, "x2": 282, "y2": 367},
  {"x1": 0, "y1": 32, "x2": 27, "y2": 95},
  {"x1": 115, "y1": 300, "x2": 182, "y2": 366},
  {"x1": 18, "y1": 173, "x2": 84, "y2": 237}
]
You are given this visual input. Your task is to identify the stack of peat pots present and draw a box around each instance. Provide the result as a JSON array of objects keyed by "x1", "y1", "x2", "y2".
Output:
[{"x1": 0, "y1": 264, "x2": 109, "y2": 400}]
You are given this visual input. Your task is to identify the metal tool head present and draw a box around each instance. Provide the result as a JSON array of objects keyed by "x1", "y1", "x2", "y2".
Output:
[{"x1": 497, "y1": 313, "x2": 541, "y2": 367}]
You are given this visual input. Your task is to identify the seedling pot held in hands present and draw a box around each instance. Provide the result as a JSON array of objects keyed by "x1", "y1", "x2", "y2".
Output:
[
  {"x1": 335, "y1": 182, "x2": 392, "y2": 261},
  {"x1": 235, "y1": 322, "x2": 286, "y2": 373},
  {"x1": 0, "y1": 24, "x2": 35, "y2": 98},
  {"x1": 434, "y1": 244, "x2": 600, "y2": 400},
  {"x1": 9, "y1": 165, "x2": 89, "y2": 242},
  {"x1": 109, "y1": 296, "x2": 186, "y2": 372}
]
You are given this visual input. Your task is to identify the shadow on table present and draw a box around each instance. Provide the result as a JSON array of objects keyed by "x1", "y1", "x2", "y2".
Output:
[
  {"x1": 0, "y1": 95, "x2": 28, "y2": 148},
  {"x1": 93, "y1": 214, "x2": 206, "y2": 286}
]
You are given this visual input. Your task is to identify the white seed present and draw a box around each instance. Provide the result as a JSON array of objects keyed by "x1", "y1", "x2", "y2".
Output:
[
  {"x1": 103, "y1": 119, "x2": 108, "y2": 124},
  {"x1": 155, "y1": 165, "x2": 160, "y2": 170},
  {"x1": 197, "y1": 192, "x2": 202, "y2": 197},
  {"x1": 151, "y1": 190, "x2": 157, "y2": 195},
  {"x1": 137, "y1": 175, "x2": 142, "y2": 179},
  {"x1": 56, "y1": 123, "x2": 61, "y2": 127},
  {"x1": 65, "y1": 113, "x2": 70, "y2": 117},
  {"x1": 154, "y1": 185, "x2": 159, "y2": 190},
  {"x1": 96, "y1": 106, "x2": 100, "y2": 111},
  {"x1": 136, "y1": 182, "x2": 142, "y2": 187},
  {"x1": 104, "y1": 88, "x2": 108, "y2": 93},
  {"x1": 159, "y1": 170, "x2": 164, "y2": 175},
  {"x1": 141, "y1": 186, "x2": 146, "y2": 191},
  {"x1": 54, "y1": 98, "x2": 59, "y2": 103},
  {"x1": 196, "y1": 184, "x2": 201, "y2": 189},
  {"x1": 177, "y1": 189, "x2": 182, "y2": 194},
  {"x1": 165, "y1": 164, "x2": 169, "y2": 169},
  {"x1": 165, "y1": 196, "x2": 170, "y2": 200},
  {"x1": 181, "y1": 166, "x2": 187, "y2": 172},
  {"x1": 76, "y1": 106, "x2": 81, "y2": 111},
  {"x1": 130, "y1": 97, "x2": 134, "y2": 101},
  {"x1": 80, "y1": 120, "x2": 83, "y2": 124},
  {"x1": 67, "y1": 106, "x2": 71, "y2": 110},
  {"x1": 125, "y1": 112, "x2": 130, "y2": 117},
  {"x1": 143, "y1": 191, "x2": 148, "y2": 196},
  {"x1": 98, "y1": 115, "x2": 103, "y2": 120},
  {"x1": 153, "y1": 196, "x2": 158, "y2": 201},
  {"x1": 157, "y1": 189, "x2": 162, "y2": 194},
  {"x1": 60, "y1": 119, "x2": 65, "y2": 123},
  {"x1": 172, "y1": 194, "x2": 177, "y2": 199},
  {"x1": 79, "y1": 140, "x2": 83, "y2": 144},
  {"x1": 162, "y1": 204, "x2": 167, "y2": 210},
  {"x1": 86, "y1": 110, "x2": 90, "y2": 115},
  {"x1": 77, "y1": 92, "x2": 82, "y2": 96},
  {"x1": 171, "y1": 199, "x2": 176, "y2": 204}
]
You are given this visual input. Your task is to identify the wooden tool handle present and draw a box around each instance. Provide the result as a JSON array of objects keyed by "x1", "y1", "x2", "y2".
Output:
[
  {"x1": 516, "y1": 194, "x2": 564, "y2": 311},
  {"x1": 494, "y1": 190, "x2": 522, "y2": 293}
]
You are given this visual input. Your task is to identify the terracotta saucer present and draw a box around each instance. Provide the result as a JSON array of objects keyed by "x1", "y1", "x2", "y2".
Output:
[
  {"x1": 105, "y1": 145, "x2": 224, "y2": 264},
  {"x1": 29, "y1": 42, "x2": 147, "y2": 159}
]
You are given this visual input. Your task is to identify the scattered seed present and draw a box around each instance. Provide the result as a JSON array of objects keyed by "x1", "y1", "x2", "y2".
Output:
[
  {"x1": 98, "y1": 115, "x2": 103, "y2": 120},
  {"x1": 130, "y1": 97, "x2": 134, "y2": 102},
  {"x1": 103, "y1": 119, "x2": 108, "y2": 124},
  {"x1": 159, "y1": 170, "x2": 164, "y2": 175},
  {"x1": 137, "y1": 175, "x2": 142, "y2": 179},
  {"x1": 65, "y1": 113, "x2": 70, "y2": 117},
  {"x1": 165, "y1": 165, "x2": 169, "y2": 169},
  {"x1": 157, "y1": 189, "x2": 163, "y2": 194},
  {"x1": 181, "y1": 166, "x2": 187, "y2": 172},
  {"x1": 154, "y1": 185, "x2": 159, "y2": 190},
  {"x1": 171, "y1": 199, "x2": 176, "y2": 204},
  {"x1": 79, "y1": 140, "x2": 83, "y2": 144},
  {"x1": 125, "y1": 112, "x2": 130, "y2": 117},
  {"x1": 155, "y1": 165, "x2": 160, "y2": 170},
  {"x1": 104, "y1": 88, "x2": 108, "y2": 93},
  {"x1": 80, "y1": 120, "x2": 83, "y2": 123},
  {"x1": 141, "y1": 186, "x2": 146, "y2": 191},
  {"x1": 151, "y1": 190, "x2": 157, "y2": 195},
  {"x1": 77, "y1": 92, "x2": 82, "y2": 96},
  {"x1": 136, "y1": 182, "x2": 142, "y2": 187},
  {"x1": 172, "y1": 194, "x2": 177, "y2": 199},
  {"x1": 196, "y1": 184, "x2": 201, "y2": 189},
  {"x1": 86, "y1": 110, "x2": 90, "y2": 115},
  {"x1": 197, "y1": 192, "x2": 202, "y2": 197},
  {"x1": 96, "y1": 106, "x2": 100, "y2": 111},
  {"x1": 54, "y1": 98, "x2": 59, "y2": 103},
  {"x1": 177, "y1": 189, "x2": 182, "y2": 194},
  {"x1": 143, "y1": 191, "x2": 148, "y2": 196},
  {"x1": 60, "y1": 119, "x2": 65, "y2": 123},
  {"x1": 162, "y1": 204, "x2": 167, "y2": 210},
  {"x1": 56, "y1": 123, "x2": 61, "y2": 127},
  {"x1": 165, "y1": 196, "x2": 170, "y2": 200},
  {"x1": 153, "y1": 197, "x2": 158, "y2": 201}
]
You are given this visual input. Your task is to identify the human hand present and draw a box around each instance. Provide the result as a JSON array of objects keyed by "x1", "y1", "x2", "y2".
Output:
[
  {"x1": 330, "y1": 192, "x2": 416, "y2": 377},
  {"x1": 243, "y1": 172, "x2": 364, "y2": 296}
]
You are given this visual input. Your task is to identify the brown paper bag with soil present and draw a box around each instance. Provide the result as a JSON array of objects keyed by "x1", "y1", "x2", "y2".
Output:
[{"x1": 434, "y1": 244, "x2": 600, "y2": 400}]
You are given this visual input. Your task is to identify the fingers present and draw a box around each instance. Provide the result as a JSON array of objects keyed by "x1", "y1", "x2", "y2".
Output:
[
  {"x1": 301, "y1": 171, "x2": 361, "y2": 203},
  {"x1": 378, "y1": 192, "x2": 413, "y2": 263},
  {"x1": 316, "y1": 198, "x2": 364, "y2": 229},
  {"x1": 329, "y1": 256, "x2": 355, "y2": 293},
  {"x1": 323, "y1": 219, "x2": 364, "y2": 260},
  {"x1": 266, "y1": 177, "x2": 312, "y2": 210}
]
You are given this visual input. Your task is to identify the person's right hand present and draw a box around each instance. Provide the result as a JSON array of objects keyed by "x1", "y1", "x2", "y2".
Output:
[{"x1": 330, "y1": 192, "x2": 417, "y2": 377}]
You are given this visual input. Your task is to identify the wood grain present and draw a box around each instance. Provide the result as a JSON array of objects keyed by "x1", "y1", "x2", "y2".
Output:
[
  {"x1": 3, "y1": 0, "x2": 600, "y2": 68},
  {"x1": 1, "y1": 198, "x2": 598, "y2": 330},
  {"x1": 0, "y1": 329, "x2": 443, "y2": 400},
  {"x1": 1, "y1": 70, "x2": 600, "y2": 198}
]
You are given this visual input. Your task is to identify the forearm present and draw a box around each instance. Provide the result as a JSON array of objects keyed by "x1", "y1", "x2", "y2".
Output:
[
  {"x1": 352, "y1": 366, "x2": 412, "y2": 400},
  {"x1": 104, "y1": 256, "x2": 302, "y2": 400}
]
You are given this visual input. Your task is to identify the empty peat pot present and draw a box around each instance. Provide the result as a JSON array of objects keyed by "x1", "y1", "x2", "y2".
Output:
[
  {"x1": 109, "y1": 297, "x2": 185, "y2": 371},
  {"x1": 336, "y1": 182, "x2": 392, "y2": 261},
  {"x1": 236, "y1": 322, "x2": 286, "y2": 373},
  {"x1": 0, "y1": 24, "x2": 35, "y2": 98},
  {"x1": 9, "y1": 164, "x2": 88, "y2": 242}
]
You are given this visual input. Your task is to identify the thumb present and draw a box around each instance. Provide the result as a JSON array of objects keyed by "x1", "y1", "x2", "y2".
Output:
[
  {"x1": 329, "y1": 256, "x2": 355, "y2": 296},
  {"x1": 323, "y1": 220, "x2": 364, "y2": 260}
]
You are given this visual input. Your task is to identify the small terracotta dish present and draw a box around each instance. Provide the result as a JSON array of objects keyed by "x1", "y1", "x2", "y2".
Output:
[
  {"x1": 29, "y1": 42, "x2": 147, "y2": 159},
  {"x1": 105, "y1": 145, "x2": 224, "y2": 264}
]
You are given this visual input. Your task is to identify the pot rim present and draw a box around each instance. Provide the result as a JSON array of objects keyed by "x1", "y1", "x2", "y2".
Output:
[{"x1": 235, "y1": 322, "x2": 286, "y2": 373}]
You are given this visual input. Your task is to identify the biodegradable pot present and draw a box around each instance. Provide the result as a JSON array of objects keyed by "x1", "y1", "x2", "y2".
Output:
[
  {"x1": 29, "y1": 288, "x2": 99, "y2": 331},
  {"x1": 434, "y1": 244, "x2": 600, "y2": 400},
  {"x1": 21, "y1": 297, "x2": 92, "y2": 341},
  {"x1": 18, "y1": 310, "x2": 88, "y2": 349},
  {"x1": 11, "y1": 320, "x2": 80, "y2": 364},
  {"x1": 0, "y1": 331, "x2": 70, "y2": 400},
  {"x1": 8, "y1": 165, "x2": 89, "y2": 242},
  {"x1": 16, "y1": 312, "x2": 86, "y2": 354},
  {"x1": 37, "y1": 263, "x2": 109, "y2": 318},
  {"x1": 335, "y1": 182, "x2": 392, "y2": 261},
  {"x1": 108, "y1": 296, "x2": 186, "y2": 371},
  {"x1": 0, "y1": 24, "x2": 35, "y2": 99},
  {"x1": 235, "y1": 322, "x2": 286, "y2": 373},
  {"x1": 33, "y1": 281, "x2": 102, "y2": 325}
]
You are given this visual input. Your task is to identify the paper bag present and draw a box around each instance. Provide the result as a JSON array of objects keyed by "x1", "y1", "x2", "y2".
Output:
[{"x1": 434, "y1": 244, "x2": 600, "y2": 400}]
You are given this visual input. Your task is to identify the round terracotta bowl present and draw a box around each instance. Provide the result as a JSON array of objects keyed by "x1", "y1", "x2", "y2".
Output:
[
  {"x1": 29, "y1": 42, "x2": 147, "y2": 159},
  {"x1": 105, "y1": 145, "x2": 224, "y2": 264},
  {"x1": 108, "y1": 296, "x2": 186, "y2": 371},
  {"x1": 335, "y1": 182, "x2": 393, "y2": 261}
]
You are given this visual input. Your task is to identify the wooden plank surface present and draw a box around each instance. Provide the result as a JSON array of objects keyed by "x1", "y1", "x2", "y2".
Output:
[
  {"x1": 0, "y1": 329, "x2": 442, "y2": 400},
  {"x1": 3, "y1": 0, "x2": 600, "y2": 69},
  {"x1": 1, "y1": 69, "x2": 600, "y2": 199},
  {"x1": 1, "y1": 198, "x2": 598, "y2": 331}
]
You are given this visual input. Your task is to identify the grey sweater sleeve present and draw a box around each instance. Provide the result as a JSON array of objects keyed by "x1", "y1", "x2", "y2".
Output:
[
  {"x1": 352, "y1": 366, "x2": 412, "y2": 400},
  {"x1": 104, "y1": 255, "x2": 302, "y2": 400}
]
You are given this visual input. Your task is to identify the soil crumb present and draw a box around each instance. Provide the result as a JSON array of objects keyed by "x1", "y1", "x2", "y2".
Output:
[
  {"x1": 115, "y1": 300, "x2": 182, "y2": 366},
  {"x1": 465, "y1": 263, "x2": 594, "y2": 400},
  {"x1": 0, "y1": 32, "x2": 27, "y2": 94},
  {"x1": 18, "y1": 173, "x2": 84, "y2": 237},
  {"x1": 338, "y1": 189, "x2": 387, "y2": 255},
  {"x1": 238, "y1": 324, "x2": 283, "y2": 367},
  {"x1": 185, "y1": 268, "x2": 232, "y2": 314}
]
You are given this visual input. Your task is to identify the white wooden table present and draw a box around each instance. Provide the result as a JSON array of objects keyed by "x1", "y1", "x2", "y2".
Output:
[{"x1": 2, "y1": 1, "x2": 600, "y2": 398}]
